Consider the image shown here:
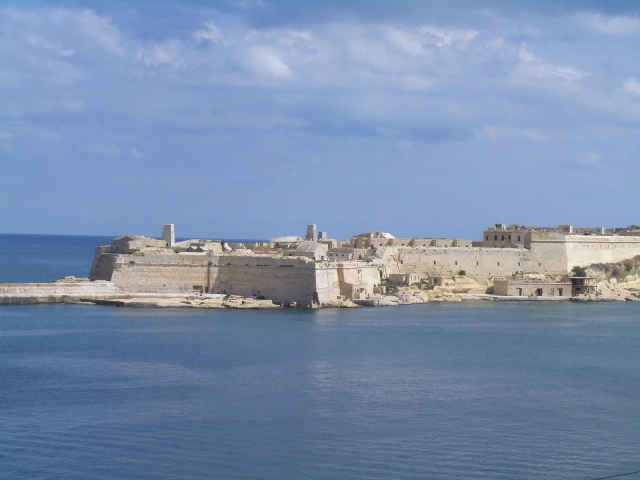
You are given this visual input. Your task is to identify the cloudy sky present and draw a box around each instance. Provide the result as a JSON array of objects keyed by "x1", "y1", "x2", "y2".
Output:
[{"x1": 1, "y1": 1, "x2": 639, "y2": 240}]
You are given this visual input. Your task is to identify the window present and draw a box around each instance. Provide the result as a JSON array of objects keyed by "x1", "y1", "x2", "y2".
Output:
[
  {"x1": 517, "y1": 235, "x2": 521, "y2": 241},
  {"x1": 486, "y1": 236, "x2": 489, "y2": 241},
  {"x1": 536, "y1": 288, "x2": 543, "y2": 296},
  {"x1": 433, "y1": 261, "x2": 436, "y2": 265},
  {"x1": 455, "y1": 261, "x2": 458, "y2": 265},
  {"x1": 501, "y1": 235, "x2": 504, "y2": 241},
  {"x1": 558, "y1": 288, "x2": 563, "y2": 296},
  {"x1": 497, "y1": 262, "x2": 500, "y2": 266},
  {"x1": 518, "y1": 262, "x2": 520, "y2": 266},
  {"x1": 494, "y1": 235, "x2": 497, "y2": 241},
  {"x1": 508, "y1": 235, "x2": 511, "y2": 241}
]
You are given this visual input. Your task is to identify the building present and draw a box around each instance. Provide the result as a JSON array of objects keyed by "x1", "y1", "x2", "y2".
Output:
[
  {"x1": 288, "y1": 242, "x2": 327, "y2": 261},
  {"x1": 493, "y1": 277, "x2": 572, "y2": 297}
]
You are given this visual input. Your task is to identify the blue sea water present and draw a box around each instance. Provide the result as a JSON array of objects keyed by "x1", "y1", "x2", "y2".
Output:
[
  {"x1": 0, "y1": 234, "x2": 113, "y2": 283},
  {"x1": 1, "y1": 235, "x2": 640, "y2": 479}
]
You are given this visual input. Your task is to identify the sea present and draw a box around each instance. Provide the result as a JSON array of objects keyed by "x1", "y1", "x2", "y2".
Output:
[{"x1": 1, "y1": 234, "x2": 640, "y2": 480}]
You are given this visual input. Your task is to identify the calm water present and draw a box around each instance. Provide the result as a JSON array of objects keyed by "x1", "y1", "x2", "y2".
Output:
[
  {"x1": 0, "y1": 234, "x2": 113, "y2": 283},
  {"x1": 1, "y1": 235, "x2": 640, "y2": 479}
]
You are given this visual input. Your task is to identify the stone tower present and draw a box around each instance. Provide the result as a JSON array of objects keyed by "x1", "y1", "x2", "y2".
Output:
[
  {"x1": 306, "y1": 224, "x2": 317, "y2": 242},
  {"x1": 162, "y1": 224, "x2": 175, "y2": 247}
]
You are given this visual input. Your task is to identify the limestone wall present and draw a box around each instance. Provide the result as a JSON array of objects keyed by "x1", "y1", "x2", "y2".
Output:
[
  {"x1": 107, "y1": 254, "x2": 212, "y2": 293},
  {"x1": 85, "y1": 235, "x2": 640, "y2": 303},
  {"x1": 564, "y1": 236, "x2": 640, "y2": 268},
  {"x1": 0, "y1": 282, "x2": 119, "y2": 295},
  {"x1": 335, "y1": 262, "x2": 381, "y2": 297},
  {"x1": 89, "y1": 246, "x2": 116, "y2": 280},
  {"x1": 528, "y1": 234, "x2": 640, "y2": 271},
  {"x1": 377, "y1": 236, "x2": 640, "y2": 281},
  {"x1": 212, "y1": 256, "x2": 322, "y2": 304},
  {"x1": 0, "y1": 281, "x2": 121, "y2": 304},
  {"x1": 89, "y1": 251, "x2": 341, "y2": 305},
  {"x1": 380, "y1": 246, "x2": 542, "y2": 280},
  {"x1": 314, "y1": 266, "x2": 342, "y2": 304}
]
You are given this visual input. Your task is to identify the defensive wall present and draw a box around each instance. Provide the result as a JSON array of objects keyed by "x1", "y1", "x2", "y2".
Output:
[
  {"x1": 530, "y1": 233, "x2": 640, "y2": 271},
  {"x1": 90, "y1": 252, "x2": 343, "y2": 305},
  {"x1": 86, "y1": 230, "x2": 640, "y2": 304},
  {"x1": 377, "y1": 235, "x2": 640, "y2": 282},
  {"x1": 211, "y1": 256, "x2": 340, "y2": 305},
  {"x1": 0, "y1": 281, "x2": 121, "y2": 304},
  {"x1": 334, "y1": 261, "x2": 381, "y2": 299},
  {"x1": 378, "y1": 247, "x2": 541, "y2": 280}
]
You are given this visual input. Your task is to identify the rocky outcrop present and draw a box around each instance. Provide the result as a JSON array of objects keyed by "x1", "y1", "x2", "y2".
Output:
[{"x1": 584, "y1": 258, "x2": 640, "y2": 301}]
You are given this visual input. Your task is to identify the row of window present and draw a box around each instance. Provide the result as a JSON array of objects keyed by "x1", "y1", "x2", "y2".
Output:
[{"x1": 486, "y1": 234, "x2": 523, "y2": 242}]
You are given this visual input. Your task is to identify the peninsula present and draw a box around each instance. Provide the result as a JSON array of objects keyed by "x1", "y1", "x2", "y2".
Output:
[{"x1": 2, "y1": 223, "x2": 640, "y2": 307}]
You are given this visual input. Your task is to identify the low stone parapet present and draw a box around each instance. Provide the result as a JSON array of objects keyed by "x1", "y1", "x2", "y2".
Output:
[{"x1": 0, "y1": 282, "x2": 122, "y2": 305}]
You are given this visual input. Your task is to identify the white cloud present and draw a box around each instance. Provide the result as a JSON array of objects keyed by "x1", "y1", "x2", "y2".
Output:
[
  {"x1": 129, "y1": 148, "x2": 145, "y2": 158},
  {"x1": 419, "y1": 26, "x2": 479, "y2": 48},
  {"x1": 137, "y1": 40, "x2": 183, "y2": 68},
  {"x1": 516, "y1": 45, "x2": 589, "y2": 82},
  {"x1": 384, "y1": 27, "x2": 424, "y2": 56},
  {"x1": 243, "y1": 46, "x2": 292, "y2": 79},
  {"x1": 622, "y1": 77, "x2": 640, "y2": 96},
  {"x1": 24, "y1": 34, "x2": 74, "y2": 57},
  {"x1": 577, "y1": 13, "x2": 640, "y2": 36},
  {"x1": 54, "y1": 9, "x2": 125, "y2": 55},
  {"x1": 195, "y1": 22, "x2": 223, "y2": 43},
  {"x1": 245, "y1": 28, "x2": 313, "y2": 49}
]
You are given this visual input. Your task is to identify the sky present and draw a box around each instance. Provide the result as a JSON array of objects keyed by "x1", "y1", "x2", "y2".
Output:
[{"x1": 1, "y1": 0, "x2": 639, "y2": 241}]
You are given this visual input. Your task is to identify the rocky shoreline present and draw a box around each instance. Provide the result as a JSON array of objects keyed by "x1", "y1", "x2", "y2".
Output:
[{"x1": 1, "y1": 272, "x2": 637, "y2": 309}]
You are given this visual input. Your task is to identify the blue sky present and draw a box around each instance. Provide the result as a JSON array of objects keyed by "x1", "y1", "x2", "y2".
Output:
[{"x1": 1, "y1": 1, "x2": 639, "y2": 240}]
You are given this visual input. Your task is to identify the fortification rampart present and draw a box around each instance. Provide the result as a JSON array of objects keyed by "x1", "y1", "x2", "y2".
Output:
[
  {"x1": 564, "y1": 236, "x2": 640, "y2": 268},
  {"x1": 212, "y1": 256, "x2": 331, "y2": 304},
  {"x1": 0, "y1": 282, "x2": 119, "y2": 295},
  {"x1": 376, "y1": 235, "x2": 640, "y2": 281},
  {"x1": 0, "y1": 281, "x2": 121, "y2": 305},
  {"x1": 334, "y1": 262, "x2": 381, "y2": 298},
  {"x1": 529, "y1": 234, "x2": 640, "y2": 271},
  {"x1": 84, "y1": 230, "x2": 640, "y2": 304},
  {"x1": 90, "y1": 252, "x2": 341, "y2": 305},
  {"x1": 378, "y1": 247, "x2": 543, "y2": 280}
]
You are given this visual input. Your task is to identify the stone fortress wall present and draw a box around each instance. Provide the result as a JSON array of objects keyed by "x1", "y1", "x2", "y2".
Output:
[
  {"x1": 378, "y1": 233, "x2": 640, "y2": 282},
  {"x1": 92, "y1": 253, "x2": 342, "y2": 305},
  {"x1": 532, "y1": 232, "x2": 640, "y2": 271},
  {"x1": 0, "y1": 281, "x2": 121, "y2": 305},
  {"x1": 379, "y1": 246, "x2": 540, "y2": 280},
  {"x1": 86, "y1": 223, "x2": 640, "y2": 305}
]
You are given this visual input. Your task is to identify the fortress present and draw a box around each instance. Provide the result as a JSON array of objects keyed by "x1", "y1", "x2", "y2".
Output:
[{"x1": 83, "y1": 223, "x2": 640, "y2": 306}]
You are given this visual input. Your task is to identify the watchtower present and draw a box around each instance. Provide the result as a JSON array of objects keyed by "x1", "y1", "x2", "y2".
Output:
[
  {"x1": 306, "y1": 224, "x2": 317, "y2": 242},
  {"x1": 162, "y1": 224, "x2": 175, "y2": 247}
]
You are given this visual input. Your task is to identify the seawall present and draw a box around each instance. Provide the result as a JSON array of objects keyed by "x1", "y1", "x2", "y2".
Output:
[
  {"x1": 0, "y1": 281, "x2": 122, "y2": 305},
  {"x1": 91, "y1": 252, "x2": 343, "y2": 305}
]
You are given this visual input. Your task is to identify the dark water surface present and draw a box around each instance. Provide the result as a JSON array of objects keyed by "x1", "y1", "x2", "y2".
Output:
[
  {"x1": 3, "y1": 303, "x2": 640, "y2": 479},
  {"x1": 1, "y1": 235, "x2": 640, "y2": 479}
]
